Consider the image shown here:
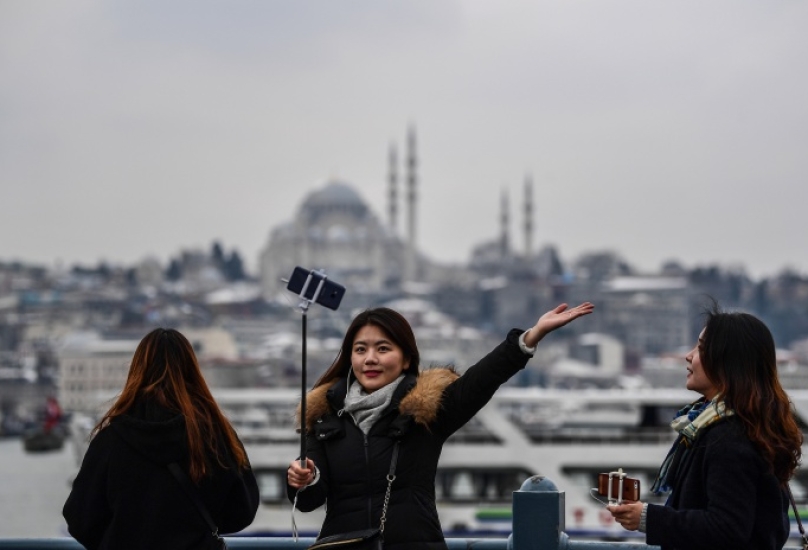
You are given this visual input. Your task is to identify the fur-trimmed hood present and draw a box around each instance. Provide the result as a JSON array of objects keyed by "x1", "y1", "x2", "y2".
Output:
[{"x1": 298, "y1": 367, "x2": 460, "y2": 432}]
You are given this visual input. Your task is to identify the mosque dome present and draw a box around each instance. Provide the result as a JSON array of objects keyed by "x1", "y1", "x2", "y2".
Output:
[{"x1": 300, "y1": 180, "x2": 369, "y2": 223}]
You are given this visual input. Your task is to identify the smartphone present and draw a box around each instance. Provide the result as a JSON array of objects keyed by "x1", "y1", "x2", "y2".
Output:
[
  {"x1": 286, "y1": 267, "x2": 346, "y2": 310},
  {"x1": 597, "y1": 472, "x2": 640, "y2": 502}
]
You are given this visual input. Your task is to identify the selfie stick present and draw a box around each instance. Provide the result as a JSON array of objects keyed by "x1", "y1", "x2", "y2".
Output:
[{"x1": 294, "y1": 270, "x2": 329, "y2": 468}]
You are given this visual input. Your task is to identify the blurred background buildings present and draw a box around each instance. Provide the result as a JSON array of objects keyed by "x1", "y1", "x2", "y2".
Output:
[{"x1": 3, "y1": 129, "x2": 808, "y2": 431}]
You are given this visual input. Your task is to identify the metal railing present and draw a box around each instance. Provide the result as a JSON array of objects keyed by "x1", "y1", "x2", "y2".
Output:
[{"x1": 0, "y1": 476, "x2": 802, "y2": 549}]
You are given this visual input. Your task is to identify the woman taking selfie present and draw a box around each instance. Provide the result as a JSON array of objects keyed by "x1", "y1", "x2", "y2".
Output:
[
  {"x1": 607, "y1": 307, "x2": 802, "y2": 549},
  {"x1": 287, "y1": 302, "x2": 594, "y2": 550},
  {"x1": 63, "y1": 328, "x2": 259, "y2": 549}
]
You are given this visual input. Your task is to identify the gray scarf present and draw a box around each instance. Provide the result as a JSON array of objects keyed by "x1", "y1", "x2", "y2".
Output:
[{"x1": 340, "y1": 374, "x2": 406, "y2": 434}]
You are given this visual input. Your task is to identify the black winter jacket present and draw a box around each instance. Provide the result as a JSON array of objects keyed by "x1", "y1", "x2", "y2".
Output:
[
  {"x1": 288, "y1": 329, "x2": 531, "y2": 550},
  {"x1": 646, "y1": 416, "x2": 789, "y2": 550},
  {"x1": 63, "y1": 401, "x2": 259, "y2": 550}
]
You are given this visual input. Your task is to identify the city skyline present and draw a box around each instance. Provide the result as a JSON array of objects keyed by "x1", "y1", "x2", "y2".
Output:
[
  {"x1": 2, "y1": 2, "x2": 807, "y2": 280},
  {"x1": 0, "y1": 177, "x2": 787, "y2": 286}
]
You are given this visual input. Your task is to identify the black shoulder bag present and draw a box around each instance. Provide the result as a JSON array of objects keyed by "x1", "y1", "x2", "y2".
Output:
[
  {"x1": 168, "y1": 462, "x2": 228, "y2": 550},
  {"x1": 307, "y1": 441, "x2": 400, "y2": 550}
]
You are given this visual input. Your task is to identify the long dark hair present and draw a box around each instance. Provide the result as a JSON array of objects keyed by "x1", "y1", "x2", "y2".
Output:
[
  {"x1": 315, "y1": 307, "x2": 420, "y2": 388},
  {"x1": 93, "y1": 328, "x2": 249, "y2": 482},
  {"x1": 700, "y1": 307, "x2": 802, "y2": 484}
]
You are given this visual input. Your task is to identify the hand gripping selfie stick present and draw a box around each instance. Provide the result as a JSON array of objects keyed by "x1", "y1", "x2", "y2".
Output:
[{"x1": 282, "y1": 267, "x2": 345, "y2": 468}]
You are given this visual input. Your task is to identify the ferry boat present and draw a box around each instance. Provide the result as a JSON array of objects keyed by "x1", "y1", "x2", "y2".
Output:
[{"x1": 212, "y1": 386, "x2": 808, "y2": 540}]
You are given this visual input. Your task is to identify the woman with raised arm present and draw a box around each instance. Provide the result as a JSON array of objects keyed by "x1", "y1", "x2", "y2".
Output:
[
  {"x1": 287, "y1": 302, "x2": 594, "y2": 550},
  {"x1": 607, "y1": 306, "x2": 802, "y2": 550},
  {"x1": 64, "y1": 328, "x2": 259, "y2": 550}
]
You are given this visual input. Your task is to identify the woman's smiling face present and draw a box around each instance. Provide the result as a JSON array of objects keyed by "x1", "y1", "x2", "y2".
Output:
[{"x1": 351, "y1": 324, "x2": 409, "y2": 393}]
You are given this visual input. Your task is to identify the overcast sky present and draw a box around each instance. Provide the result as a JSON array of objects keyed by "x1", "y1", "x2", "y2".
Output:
[{"x1": 1, "y1": 1, "x2": 807, "y2": 280}]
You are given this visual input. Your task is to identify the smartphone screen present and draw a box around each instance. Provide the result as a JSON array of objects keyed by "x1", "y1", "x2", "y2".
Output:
[{"x1": 286, "y1": 267, "x2": 345, "y2": 310}]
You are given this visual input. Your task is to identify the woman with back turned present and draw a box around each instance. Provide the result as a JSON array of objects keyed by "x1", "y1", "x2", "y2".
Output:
[
  {"x1": 63, "y1": 328, "x2": 259, "y2": 549},
  {"x1": 287, "y1": 302, "x2": 594, "y2": 550},
  {"x1": 607, "y1": 306, "x2": 802, "y2": 549}
]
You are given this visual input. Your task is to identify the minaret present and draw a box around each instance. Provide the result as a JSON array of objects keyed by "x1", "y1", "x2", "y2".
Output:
[
  {"x1": 500, "y1": 187, "x2": 510, "y2": 260},
  {"x1": 406, "y1": 126, "x2": 418, "y2": 280},
  {"x1": 388, "y1": 143, "x2": 398, "y2": 234},
  {"x1": 524, "y1": 174, "x2": 533, "y2": 260}
]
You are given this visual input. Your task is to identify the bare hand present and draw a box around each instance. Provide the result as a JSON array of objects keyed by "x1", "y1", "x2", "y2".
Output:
[
  {"x1": 606, "y1": 501, "x2": 644, "y2": 531},
  {"x1": 288, "y1": 458, "x2": 316, "y2": 489},
  {"x1": 523, "y1": 302, "x2": 594, "y2": 348}
]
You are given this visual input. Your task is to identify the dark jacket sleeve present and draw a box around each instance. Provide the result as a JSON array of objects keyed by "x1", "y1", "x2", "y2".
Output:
[
  {"x1": 216, "y1": 468, "x2": 260, "y2": 533},
  {"x1": 286, "y1": 431, "x2": 329, "y2": 511},
  {"x1": 63, "y1": 429, "x2": 114, "y2": 550},
  {"x1": 645, "y1": 427, "x2": 770, "y2": 549},
  {"x1": 433, "y1": 328, "x2": 530, "y2": 439}
]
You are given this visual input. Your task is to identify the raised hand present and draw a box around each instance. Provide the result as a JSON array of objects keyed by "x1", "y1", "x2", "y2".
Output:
[{"x1": 524, "y1": 302, "x2": 594, "y2": 348}]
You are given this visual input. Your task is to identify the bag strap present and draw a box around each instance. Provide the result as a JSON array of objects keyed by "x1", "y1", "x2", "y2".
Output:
[
  {"x1": 378, "y1": 441, "x2": 400, "y2": 534},
  {"x1": 168, "y1": 462, "x2": 220, "y2": 537},
  {"x1": 292, "y1": 441, "x2": 401, "y2": 540},
  {"x1": 787, "y1": 484, "x2": 808, "y2": 550}
]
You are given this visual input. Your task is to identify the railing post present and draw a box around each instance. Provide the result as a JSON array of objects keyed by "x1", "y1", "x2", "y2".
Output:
[{"x1": 510, "y1": 475, "x2": 567, "y2": 550}]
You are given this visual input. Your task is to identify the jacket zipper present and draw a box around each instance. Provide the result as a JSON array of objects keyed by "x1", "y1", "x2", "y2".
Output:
[{"x1": 364, "y1": 433, "x2": 372, "y2": 526}]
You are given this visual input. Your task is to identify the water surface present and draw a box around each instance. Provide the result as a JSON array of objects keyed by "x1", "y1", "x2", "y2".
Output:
[{"x1": 0, "y1": 438, "x2": 76, "y2": 537}]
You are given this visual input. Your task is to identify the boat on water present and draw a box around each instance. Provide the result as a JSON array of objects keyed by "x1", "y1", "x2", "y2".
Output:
[
  {"x1": 23, "y1": 397, "x2": 67, "y2": 454},
  {"x1": 209, "y1": 386, "x2": 808, "y2": 541},
  {"x1": 23, "y1": 426, "x2": 66, "y2": 453}
]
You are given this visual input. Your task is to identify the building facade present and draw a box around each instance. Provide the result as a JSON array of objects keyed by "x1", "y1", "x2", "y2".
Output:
[{"x1": 259, "y1": 181, "x2": 412, "y2": 301}]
